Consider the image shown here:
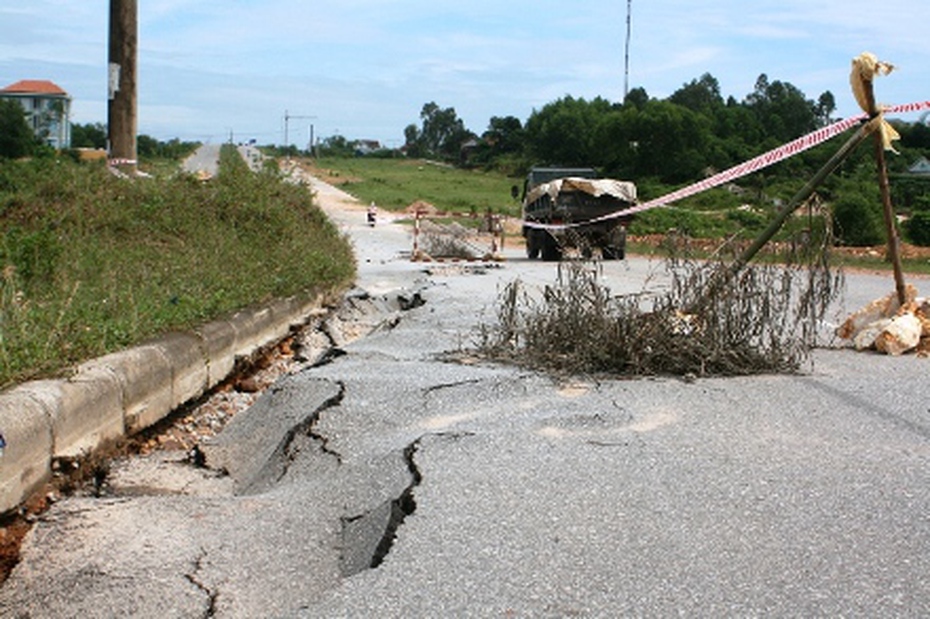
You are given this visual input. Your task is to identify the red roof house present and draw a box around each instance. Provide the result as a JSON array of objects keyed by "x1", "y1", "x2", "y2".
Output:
[{"x1": 0, "y1": 79, "x2": 72, "y2": 148}]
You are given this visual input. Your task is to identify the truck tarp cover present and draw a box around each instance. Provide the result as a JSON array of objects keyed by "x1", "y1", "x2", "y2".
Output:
[{"x1": 526, "y1": 177, "x2": 637, "y2": 205}]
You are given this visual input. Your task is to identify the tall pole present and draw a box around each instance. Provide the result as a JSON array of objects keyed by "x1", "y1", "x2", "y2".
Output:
[
  {"x1": 850, "y1": 53, "x2": 907, "y2": 304},
  {"x1": 623, "y1": 0, "x2": 632, "y2": 102},
  {"x1": 689, "y1": 117, "x2": 881, "y2": 314},
  {"x1": 108, "y1": 0, "x2": 137, "y2": 171},
  {"x1": 284, "y1": 109, "x2": 290, "y2": 151}
]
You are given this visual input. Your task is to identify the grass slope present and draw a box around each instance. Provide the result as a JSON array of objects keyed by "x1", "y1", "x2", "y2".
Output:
[{"x1": 0, "y1": 147, "x2": 355, "y2": 388}]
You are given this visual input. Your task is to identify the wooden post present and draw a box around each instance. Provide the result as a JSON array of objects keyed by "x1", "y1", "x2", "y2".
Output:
[
  {"x1": 874, "y1": 136, "x2": 908, "y2": 304},
  {"x1": 108, "y1": 0, "x2": 137, "y2": 172},
  {"x1": 688, "y1": 117, "x2": 880, "y2": 313},
  {"x1": 855, "y1": 59, "x2": 907, "y2": 305}
]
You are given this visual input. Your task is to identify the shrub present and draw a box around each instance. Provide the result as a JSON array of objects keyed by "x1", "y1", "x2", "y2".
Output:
[
  {"x1": 477, "y1": 251, "x2": 842, "y2": 377},
  {"x1": 0, "y1": 99, "x2": 36, "y2": 159},
  {"x1": 832, "y1": 193, "x2": 884, "y2": 246},
  {"x1": 906, "y1": 210, "x2": 930, "y2": 247}
]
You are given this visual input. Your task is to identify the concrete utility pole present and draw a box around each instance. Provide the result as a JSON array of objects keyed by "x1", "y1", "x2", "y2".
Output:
[
  {"x1": 108, "y1": 0, "x2": 138, "y2": 171},
  {"x1": 623, "y1": 0, "x2": 632, "y2": 102}
]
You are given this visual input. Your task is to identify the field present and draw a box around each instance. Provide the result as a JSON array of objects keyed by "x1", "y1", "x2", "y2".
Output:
[{"x1": 307, "y1": 157, "x2": 523, "y2": 218}]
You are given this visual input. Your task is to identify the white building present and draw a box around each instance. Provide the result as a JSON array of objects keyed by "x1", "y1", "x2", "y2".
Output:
[
  {"x1": 908, "y1": 156, "x2": 930, "y2": 176},
  {"x1": 0, "y1": 79, "x2": 72, "y2": 149}
]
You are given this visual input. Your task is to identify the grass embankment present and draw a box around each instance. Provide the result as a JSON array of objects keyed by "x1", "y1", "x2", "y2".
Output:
[{"x1": 0, "y1": 145, "x2": 355, "y2": 388}]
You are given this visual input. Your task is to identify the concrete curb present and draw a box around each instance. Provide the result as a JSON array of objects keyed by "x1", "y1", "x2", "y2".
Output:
[{"x1": 0, "y1": 294, "x2": 323, "y2": 514}]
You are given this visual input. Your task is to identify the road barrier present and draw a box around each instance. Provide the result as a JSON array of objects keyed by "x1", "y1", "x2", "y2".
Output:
[{"x1": 410, "y1": 210, "x2": 505, "y2": 262}]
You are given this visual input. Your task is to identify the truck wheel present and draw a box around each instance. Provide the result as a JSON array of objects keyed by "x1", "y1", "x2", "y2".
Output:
[
  {"x1": 541, "y1": 234, "x2": 562, "y2": 261},
  {"x1": 526, "y1": 230, "x2": 540, "y2": 259},
  {"x1": 603, "y1": 228, "x2": 627, "y2": 260}
]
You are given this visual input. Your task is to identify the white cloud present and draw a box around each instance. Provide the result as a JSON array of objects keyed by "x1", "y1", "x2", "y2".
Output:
[{"x1": 3, "y1": 0, "x2": 928, "y2": 142}]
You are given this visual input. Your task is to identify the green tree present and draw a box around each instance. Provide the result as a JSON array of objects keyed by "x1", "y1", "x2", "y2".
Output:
[
  {"x1": 906, "y1": 210, "x2": 930, "y2": 246},
  {"x1": 815, "y1": 91, "x2": 836, "y2": 127},
  {"x1": 902, "y1": 191, "x2": 930, "y2": 246},
  {"x1": 619, "y1": 100, "x2": 716, "y2": 183},
  {"x1": 714, "y1": 101, "x2": 765, "y2": 164},
  {"x1": 744, "y1": 74, "x2": 819, "y2": 143},
  {"x1": 592, "y1": 106, "x2": 637, "y2": 177},
  {"x1": 900, "y1": 120, "x2": 930, "y2": 149},
  {"x1": 416, "y1": 102, "x2": 473, "y2": 160},
  {"x1": 524, "y1": 95, "x2": 613, "y2": 166},
  {"x1": 0, "y1": 99, "x2": 36, "y2": 159},
  {"x1": 403, "y1": 123, "x2": 422, "y2": 157},
  {"x1": 317, "y1": 134, "x2": 354, "y2": 157},
  {"x1": 832, "y1": 184, "x2": 884, "y2": 246},
  {"x1": 623, "y1": 87, "x2": 649, "y2": 110},
  {"x1": 669, "y1": 73, "x2": 724, "y2": 116},
  {"x1": 135, "y1": 135, "x2": 199, "y2": 160},
  {"x1": 71, "y1": 122, "x2": 107, "y2": 148},
  {"x1": 483, "y1": 115, "x2": 525, "y2": 156}
]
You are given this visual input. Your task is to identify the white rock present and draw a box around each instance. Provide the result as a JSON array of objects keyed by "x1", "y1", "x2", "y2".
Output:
[
  {"x1": 853, "y1": 318, "x2": 892, "y2": 351},
  {"x1": 875, "y1": 313, "x2": 923, "y2": 355}
]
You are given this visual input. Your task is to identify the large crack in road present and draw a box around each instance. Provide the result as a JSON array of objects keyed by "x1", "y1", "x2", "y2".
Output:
[
  {"x1": 0, "y1": 275, "x2": 456, "y2": 615},
  {"x1": 339, "y1": 439, "x2": 422, "y2": 577}
]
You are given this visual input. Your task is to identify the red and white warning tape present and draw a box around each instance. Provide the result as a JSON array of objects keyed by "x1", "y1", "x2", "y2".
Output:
[{"x1": 526, "y1": 100, "x2": 930, "y2": 230}]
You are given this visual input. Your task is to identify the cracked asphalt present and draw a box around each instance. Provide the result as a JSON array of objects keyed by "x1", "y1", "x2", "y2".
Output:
[{"x1": 2, "y1": 167, "x2": 930, "y2": 617}]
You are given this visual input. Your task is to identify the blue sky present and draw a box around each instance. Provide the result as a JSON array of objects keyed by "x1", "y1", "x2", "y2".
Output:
[{"x1": 2, "y1": 1, "x2": 928, "y2": 147}]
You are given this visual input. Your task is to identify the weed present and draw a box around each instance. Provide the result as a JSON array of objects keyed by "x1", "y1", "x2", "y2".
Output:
[{"x1": 479, "y1": 236, "x2": 842, "y2": 378}]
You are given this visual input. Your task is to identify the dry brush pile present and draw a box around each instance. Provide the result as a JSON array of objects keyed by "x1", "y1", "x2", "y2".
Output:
[{"x1": 478, "y1": 240, "x2": 843, "y2": 378}]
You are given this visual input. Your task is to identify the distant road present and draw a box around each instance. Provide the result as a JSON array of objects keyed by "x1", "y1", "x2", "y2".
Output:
[
  {"x1": 180, "y1": 143, "x2": 266, "y2": 176},
  {"x1": 180, "y1": 142, "x2": 221, "y2": 176}
]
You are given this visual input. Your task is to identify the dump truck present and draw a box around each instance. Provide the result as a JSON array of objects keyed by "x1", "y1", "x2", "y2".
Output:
[{"x1": 519, "y1": 167, "x2": 636, "y2": 261}]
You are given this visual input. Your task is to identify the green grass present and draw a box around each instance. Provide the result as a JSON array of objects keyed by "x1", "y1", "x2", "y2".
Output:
[
  {"x1": 0, "y1": 146, "x2": 355, "y2": 388},
  {"x1": 828, "y1": 251, "x2": 930, "y2": 276},
  {"x1": 312, "y1": 157, "x2": 523, "y2": 217}
]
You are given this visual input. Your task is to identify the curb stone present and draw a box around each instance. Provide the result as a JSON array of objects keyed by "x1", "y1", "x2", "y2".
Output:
[{"x1": 0, "y1": 294, "x2": 323, "y2": 514}]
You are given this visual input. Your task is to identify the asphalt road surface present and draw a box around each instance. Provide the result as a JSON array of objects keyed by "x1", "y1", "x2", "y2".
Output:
[{"x1": 2, "y1": 156, "x2": 929, "y2": 617}]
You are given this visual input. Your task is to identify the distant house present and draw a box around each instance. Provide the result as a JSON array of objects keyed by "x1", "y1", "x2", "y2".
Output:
[
  {"x1": 353, "y1": 139, "x2": 382, "y2": 155},
  {"x1": 908, "y1": 156, "x2": 930, "y2": 176},
  {"x1": 0, "y1": 79, "x2": 72, "y2": 148}
]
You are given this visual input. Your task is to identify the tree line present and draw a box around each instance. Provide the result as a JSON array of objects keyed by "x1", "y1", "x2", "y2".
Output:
[
  {"x1": 4, "y1": 69, "x2": 929, "y2": 246},
  {"x1": 0, "y1": 104, "x2": 197, "y2": 162},
  {"x1": 400, "y1": 72, "x2": 930, "y2": 246}
]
